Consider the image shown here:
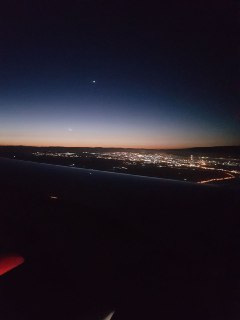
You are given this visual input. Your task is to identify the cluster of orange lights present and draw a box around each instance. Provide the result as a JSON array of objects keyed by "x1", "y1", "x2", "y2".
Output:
[{"x1": 198, "y1": 172, "x2": 235, "y2": 184}]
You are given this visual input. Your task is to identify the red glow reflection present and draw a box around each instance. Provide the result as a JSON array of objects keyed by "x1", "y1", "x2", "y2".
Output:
[{"x1": 0, "y1": 254, "x2": 24, "y2": 276}]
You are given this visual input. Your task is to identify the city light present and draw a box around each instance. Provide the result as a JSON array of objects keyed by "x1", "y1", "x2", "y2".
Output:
[{"x1": 32, "y1": 151, "x2": 240, "y2": 184}]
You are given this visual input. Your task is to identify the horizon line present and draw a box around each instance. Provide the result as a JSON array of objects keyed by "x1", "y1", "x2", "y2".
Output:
[{"x1": 0, "y1": 144, "x2": 239, "y2": 150}]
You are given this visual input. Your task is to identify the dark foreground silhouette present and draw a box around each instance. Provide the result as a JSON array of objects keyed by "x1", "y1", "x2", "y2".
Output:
[{"x1": 0, "y1": 157, "x2": 239, "y2": 319}]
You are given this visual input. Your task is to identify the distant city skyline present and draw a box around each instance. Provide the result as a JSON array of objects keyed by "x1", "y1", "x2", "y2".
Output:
[{"x1": 1, "y1": 146, "x2": 239, "y2": 184}]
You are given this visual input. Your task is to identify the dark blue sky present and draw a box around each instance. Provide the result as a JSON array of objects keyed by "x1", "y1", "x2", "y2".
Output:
[{"x1": 0, "y1": 0, "x2": 239, "y2": 148}]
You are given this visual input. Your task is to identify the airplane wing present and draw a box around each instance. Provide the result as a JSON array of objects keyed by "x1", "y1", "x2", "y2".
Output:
[{"x1": 0, "y1": 157, "x2": 239, "y2": 319}]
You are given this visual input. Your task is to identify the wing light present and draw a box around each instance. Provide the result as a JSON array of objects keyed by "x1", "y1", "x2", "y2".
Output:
[
  {"x1": 103, "y1": 311, "x2": 115, "y2": 320},
  {"x1": 0, "y1": 254, "x2": 24, "y2": 276}
]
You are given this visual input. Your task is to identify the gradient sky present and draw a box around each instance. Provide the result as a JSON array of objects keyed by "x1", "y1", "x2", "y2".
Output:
[{"x1": 0, "y1": 1, "x2": 239, "y2": 148}]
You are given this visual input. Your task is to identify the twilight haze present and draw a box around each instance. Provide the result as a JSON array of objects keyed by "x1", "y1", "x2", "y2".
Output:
[{"x1": 0, "y1": 1, "x2": 239, "y2": 148}]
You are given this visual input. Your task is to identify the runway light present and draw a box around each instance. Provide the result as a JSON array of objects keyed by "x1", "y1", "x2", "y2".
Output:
[{"x1": 0, "y1": 254, "x2": 24, "y2": 276}]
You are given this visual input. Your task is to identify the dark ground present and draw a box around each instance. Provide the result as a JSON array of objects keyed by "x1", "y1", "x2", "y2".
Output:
[{"x1": 0, "y1": 157, "x2": 240, "y2": 319}]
